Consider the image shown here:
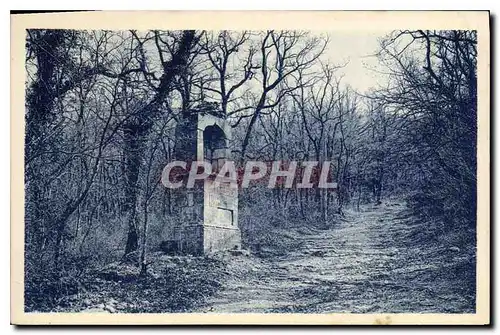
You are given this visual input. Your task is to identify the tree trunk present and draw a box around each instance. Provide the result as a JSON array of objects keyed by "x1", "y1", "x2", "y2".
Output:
[
  {"x1": 123, "y1": 123, "x2": 144, "y2": 255},
  {"x1": 139, "y1": 201, "x2": 149, "y2": 277},
  {"x1": 125, "y1": 212, "x2": 139, "y2": 255}
]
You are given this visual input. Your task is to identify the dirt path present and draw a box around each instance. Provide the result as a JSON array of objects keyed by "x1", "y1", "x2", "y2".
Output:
[{"x1": 199, "y1": 200, "x2": 475, "y2": 313}]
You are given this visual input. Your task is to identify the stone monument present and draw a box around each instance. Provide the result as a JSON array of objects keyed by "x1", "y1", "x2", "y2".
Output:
[{"x1": 170, "y1": 108, "x2": 241, "y2": 255}]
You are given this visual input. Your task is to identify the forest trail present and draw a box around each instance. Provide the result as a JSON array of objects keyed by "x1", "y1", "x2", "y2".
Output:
[{"x1": 199, "y1": 200, "x2": 476, "y2": 313}]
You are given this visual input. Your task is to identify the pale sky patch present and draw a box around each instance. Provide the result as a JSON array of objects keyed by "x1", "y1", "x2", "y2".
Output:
[{"x1": 320, "y1": 31, "x2": 392, "y2": 93}]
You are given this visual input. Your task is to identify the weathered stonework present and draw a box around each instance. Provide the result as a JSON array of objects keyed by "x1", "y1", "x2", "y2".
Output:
[{"x1": 170, "y1": 111, "x2": 241, "y2": 255}]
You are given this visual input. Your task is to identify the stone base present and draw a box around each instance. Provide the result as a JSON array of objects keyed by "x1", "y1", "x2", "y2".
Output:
[
  {"x1": 174, "y1": 224, "x2": 241, "y2": 255},
  {"x1": 203, "y1": 225, "x2": 241, "y2": 254}
]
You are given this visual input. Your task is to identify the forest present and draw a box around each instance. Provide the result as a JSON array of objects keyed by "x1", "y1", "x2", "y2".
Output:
[{"x1": 24, "y1": 29, "x2": 477, "y2": 313}]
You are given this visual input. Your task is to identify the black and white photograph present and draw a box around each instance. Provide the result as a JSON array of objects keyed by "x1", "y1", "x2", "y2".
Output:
[{"x1": 10, "y1": 11, "x2": 490, "y2": 325}]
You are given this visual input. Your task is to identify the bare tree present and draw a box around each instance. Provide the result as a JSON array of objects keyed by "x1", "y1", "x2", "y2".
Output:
[
  {"x1": 120, "y1": 30, "x2": 200, "y2": 255},
  {"x1": 234, "y1": 31, "x2": 328, "y2": 162},
  {"x1": 198, "y1": 31, "x2": 258, "y2": 116}
]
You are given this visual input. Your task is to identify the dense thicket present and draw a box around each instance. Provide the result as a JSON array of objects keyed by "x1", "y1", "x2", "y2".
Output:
[
  {"x1": 372, "y1": 30, "x2": 477, "y2": 232},
  {"x1": 24, "y1": 29, "x2": 477, "y2": 310}
]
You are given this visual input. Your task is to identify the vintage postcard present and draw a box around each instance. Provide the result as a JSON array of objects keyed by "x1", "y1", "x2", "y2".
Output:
[{"x1": 10, "y1": 11, "x2": 490, "y2": 325}]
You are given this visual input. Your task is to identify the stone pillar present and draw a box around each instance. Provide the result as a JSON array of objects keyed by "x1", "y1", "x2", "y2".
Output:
[{"x1": 170, "y1": 112, "x2": 241, "y2": 255}]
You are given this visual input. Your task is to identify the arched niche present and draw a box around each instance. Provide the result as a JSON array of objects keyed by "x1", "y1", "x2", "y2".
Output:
[{"x1": 202, "y1": 124, "x2": 228, "y2": 171}]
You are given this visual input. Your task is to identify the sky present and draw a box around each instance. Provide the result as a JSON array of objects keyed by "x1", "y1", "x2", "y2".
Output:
[{"x1": 321, "y1": 31, "x2": 392, "y2": 93}]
